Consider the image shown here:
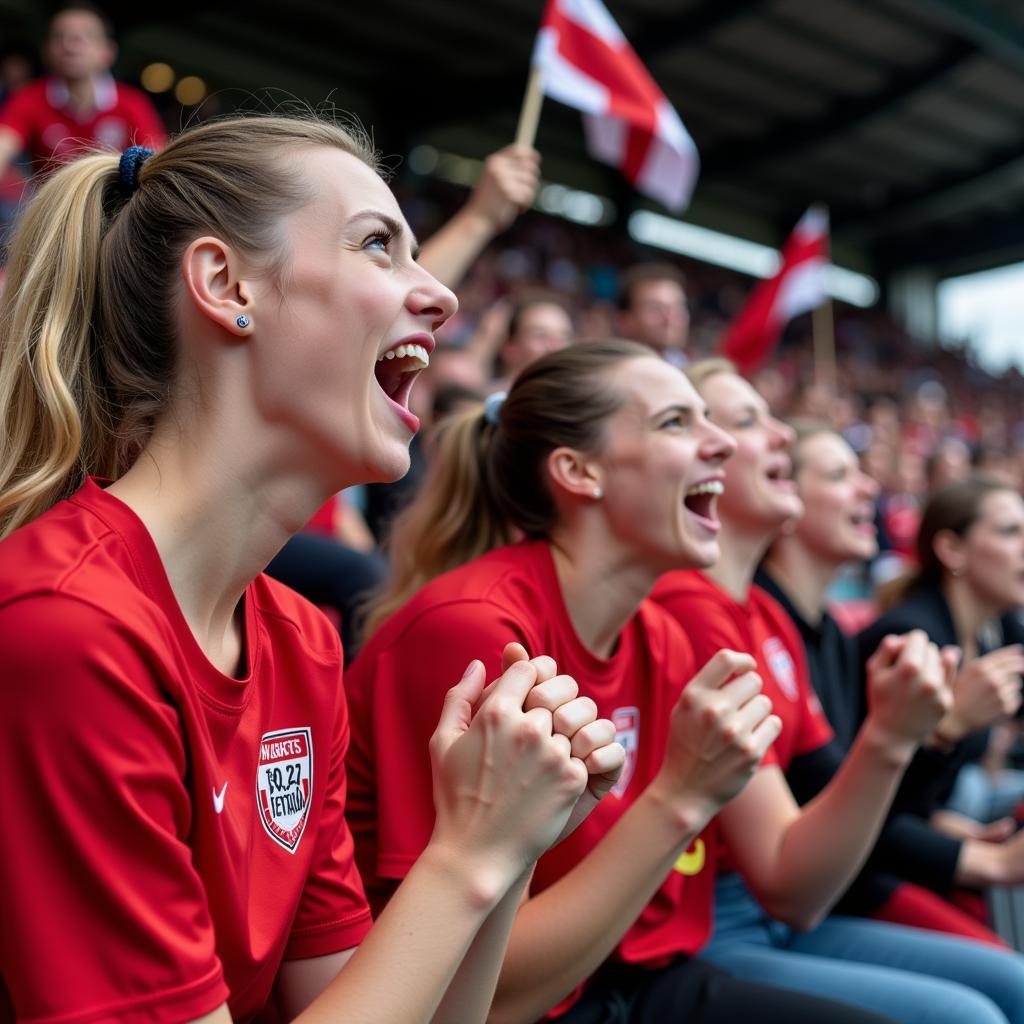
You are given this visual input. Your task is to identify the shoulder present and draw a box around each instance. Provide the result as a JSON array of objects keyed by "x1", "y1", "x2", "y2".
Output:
[
  {"x1": 0, "y1": 78, "x2": 47, "y2": 112},
  {"x1": 636, "y1": 598, "x2": 696, "y2": 659},
  {"x1": 0, "y1": 499, "x2": 169, "y2": 644},
  {"x1": 362, "y1": 544, "x2": 548, "y2": 655},
  {"x1": 859, "y1": 587, "x2": 949, "y2": 650},
  {"x1": 0, "y1": 592, "x2": 180, "y2": 743},
  {"x1": 750, "y1": 585, "x2": 803, "y2": 651},
  {"x1": 114, "y1": 81, "x2": 158, "y2": 109},
  {"x1": 651, "y1": 571, "x2": 745, "y2": 648}
]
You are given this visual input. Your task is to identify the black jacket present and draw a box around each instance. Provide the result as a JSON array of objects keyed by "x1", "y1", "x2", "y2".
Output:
[{"x1": 756, "y1": 570, "x2": 964, "y2": 910}]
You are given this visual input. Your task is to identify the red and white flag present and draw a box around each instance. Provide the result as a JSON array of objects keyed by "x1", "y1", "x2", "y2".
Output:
[
  {"x1": 721, "y1": 206, "x2": 829, "y2": 373},
  {"x1": 532, "y1": 0, "x2": 699, "y2": 211}
]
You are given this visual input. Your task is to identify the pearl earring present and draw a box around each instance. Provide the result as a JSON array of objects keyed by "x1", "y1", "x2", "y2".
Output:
[
  {"x1": 592, "y1": 487, "x2": 603, "y2": 499},
  {"x1": 236, "y1": 314, "x2": 251, "y2": 329}
]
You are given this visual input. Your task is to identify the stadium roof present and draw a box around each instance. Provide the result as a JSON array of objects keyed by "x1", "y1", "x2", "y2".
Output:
[{"x1": 6, "y1": 0, "x2": 1024, "y2": 281}]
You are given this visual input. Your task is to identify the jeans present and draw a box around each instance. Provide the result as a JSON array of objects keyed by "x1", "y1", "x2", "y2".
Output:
[{"x1": 699, "y1": 873, "x2": 1024, "y2": 1023}]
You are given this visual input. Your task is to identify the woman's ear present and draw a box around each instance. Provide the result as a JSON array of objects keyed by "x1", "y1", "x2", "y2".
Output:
[
  {"x1": 180, "y1": 236, "x2": 255, "y2": 339},
  {"x1": 546, "y1": 446, "x2": 604, "y2": 502},
  {"x1": 933, "y1": 528, "x2": 967, "y2": 578}
]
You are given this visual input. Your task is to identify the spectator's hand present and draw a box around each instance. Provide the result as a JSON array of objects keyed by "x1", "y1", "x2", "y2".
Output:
[
  {"x1": 501, "y1": 643, "x2": 625, "y2": 845},
  {"x1": 650, "y1": 650, "x2": 780, "y2": 822},
  {"x1": 865, "y1": 631, "x2": 952, "y2": 750},
  {"x1": 943, "y1": 645, "x2": 1024, "y2": 739},
  {"x1": 463, "y1": 145, "x2": 541, "y2": 235},
  {"x1": 932, "y1": 809, "x2": 1016, "y2": 842}
]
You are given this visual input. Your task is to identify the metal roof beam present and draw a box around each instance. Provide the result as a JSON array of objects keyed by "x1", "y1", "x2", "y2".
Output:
[
  {"x1": 916, "y1": 0, "x2": 1024, "y2": 75},
  {"x1": 837, "y1": 139, "x2": 1024, "y2": 241},
  {"x1": 701, "y1": 37, "x2": 974, "y2": 176}
]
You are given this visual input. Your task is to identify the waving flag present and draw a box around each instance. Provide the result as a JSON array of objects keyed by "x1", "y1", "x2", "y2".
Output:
[
  {"x1": 721, "y1": 206, "x2": 829, "y2": 373},
  {"x1": 531, "y1": 0, "x2": 699, "y2": 211}
]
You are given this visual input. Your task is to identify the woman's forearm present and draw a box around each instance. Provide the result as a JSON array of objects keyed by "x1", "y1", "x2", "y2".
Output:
[
  {"x1": 488, "y1": 788, "x2": 710, "y2": 1024},
  {"x1": 299, "y1": 843, "x2": 514, "y2": 1024}
]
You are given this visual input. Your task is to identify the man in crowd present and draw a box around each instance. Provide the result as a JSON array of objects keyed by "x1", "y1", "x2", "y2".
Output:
[
  {"x1": 617, "y1": 261, "x2": 690, "y2": 367},
  {"x1": 0, "y1": 3, "x2": 165, "y2": 177}
]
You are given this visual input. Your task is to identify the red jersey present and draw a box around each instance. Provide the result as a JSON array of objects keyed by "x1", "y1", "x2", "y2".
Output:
[
  {"x1": 0, "y1": 480, "x2": 371, "y2": 1024},
  {"x1": 650, "y1": 571, "x2": 833, "y2": 870},
  {"x1": 0, "y1": 76, "x2": 166, "y2": 169},
  {"x1": 651, "y1": 571, "x2": 832, "y2": 770},
  {"x1": 345, "y1": 540, "x2": 718, "y2": 1015}
]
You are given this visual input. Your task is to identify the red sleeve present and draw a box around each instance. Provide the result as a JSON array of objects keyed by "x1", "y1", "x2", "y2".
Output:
[
  {"x1": 121, "y1": 86, "x2": 167, "y2": 149},
  {"x1": 0, "y1": 595, "x2": 228, "y2": 1024},
  {"x1": 345, "y1": 601, "x2": 533, "y2": 883},
  {"x1": 285, "y1": 677, "x2": 372, "y2": 959},
  {"x1": 0, "y1": 83, "x2": 38, "y2": 149}
]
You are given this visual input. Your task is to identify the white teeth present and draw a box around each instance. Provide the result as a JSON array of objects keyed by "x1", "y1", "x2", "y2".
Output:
[
  {"x1": 686, "y1": 480, "x2": 724, "y2": 497},
  {"x1": 376, "y1": 343, "x2": 430, "y2": 369}
]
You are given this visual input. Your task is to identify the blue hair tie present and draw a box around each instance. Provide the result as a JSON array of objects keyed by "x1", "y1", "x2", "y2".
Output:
[
  {"x1": 118, "y1": 145, "x2": 154, "y2": 194},
  {"x1": 483, "y1": 390, "x2": 507, "y2": 427}
]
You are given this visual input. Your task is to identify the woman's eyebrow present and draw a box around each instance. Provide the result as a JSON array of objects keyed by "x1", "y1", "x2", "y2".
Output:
[{"x1": 345, "y1": 210, "x2": 421, "y2": 258}]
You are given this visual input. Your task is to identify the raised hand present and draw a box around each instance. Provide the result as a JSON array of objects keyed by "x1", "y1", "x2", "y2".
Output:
[
  {"x1": 427, "y1": 647, "x2": 595, "y2": 893},
  {"x1": 501, "y1": 643, "x2": 625, "y2": 844},
  {"x1": 650, "y1": 649, "x2": 780, "y2": 821},
  {"x1": 463, "y1": 144, "x2": 541, "y2": 234},
  {"x1": 865, "y1": 631, "x2": 952, "y2": 749},
  {"x1": 944, "y1": 644, "x2": 1024, "y2": 738}
]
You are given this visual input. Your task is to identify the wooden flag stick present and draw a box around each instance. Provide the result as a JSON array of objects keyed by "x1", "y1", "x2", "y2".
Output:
[
  {"x1": 811, "y1": 203, "x2": 836, "y2": 391},
  {"x1": 516, "y1": 65, "x2": 545, "y2": 148},
  {"x1": 812, "y1": 292, "x2": 837, "y2": 392}
]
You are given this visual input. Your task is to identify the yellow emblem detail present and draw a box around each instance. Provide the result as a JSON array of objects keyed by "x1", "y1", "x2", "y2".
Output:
[{"x1": 674, "y1": 838, "x2": 706, "y2": 876}]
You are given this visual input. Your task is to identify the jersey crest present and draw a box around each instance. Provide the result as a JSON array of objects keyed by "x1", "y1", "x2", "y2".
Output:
[
  {"x1": 611, "y1": 706, "x2": 640, "y2": 797},
  {"x1": 257, "y1": 727, "x2": 313, "y2": 853},
  {"x1": 762, "y1": 636, "x2": 799, "y2": 702}
]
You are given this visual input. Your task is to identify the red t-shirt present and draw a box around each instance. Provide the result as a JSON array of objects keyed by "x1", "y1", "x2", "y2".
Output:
[
  {"x1": 0, "y1": 76, "x2": 166, "y2": 169},
  {"x1": 0, "y1": 480, "x2": 371, "y2": 1024},
  {"x1": 649, "y1": 571, "x2": 833, "y2": 871},
  {"x1": 345, "y1": 540, "x2": 718, "y2": 1016}
]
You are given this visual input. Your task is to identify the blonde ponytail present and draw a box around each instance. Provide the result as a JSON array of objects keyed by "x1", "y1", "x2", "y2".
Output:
[{"x1": 0, "y1": 154, "x2": 120, "y2": 537}]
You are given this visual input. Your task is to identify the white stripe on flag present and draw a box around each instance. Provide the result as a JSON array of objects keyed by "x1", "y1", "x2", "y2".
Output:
[
  {"x1": 560, "y1": 0, "x2": 626, "y2": 46},
  {"x1": 775, "y1": 259, "x2": 828, "y2": 323},
  {"x1": 583, "y1": 113, "x2": 627, "y2": 166}
]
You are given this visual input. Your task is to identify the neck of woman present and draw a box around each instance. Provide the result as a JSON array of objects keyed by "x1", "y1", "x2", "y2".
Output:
[
  {"x1": 547, "y1": 522, "x2": 661, "y2": 660},
  {"x1": 762, "y1": 535, "x2": 838, "y2": 626},
  {"x1": 943, "y1": 576, "x2": 999, "y2": 659},
  {"x1": 705, "y1": 520, "x2": 770, "y2": 603}
]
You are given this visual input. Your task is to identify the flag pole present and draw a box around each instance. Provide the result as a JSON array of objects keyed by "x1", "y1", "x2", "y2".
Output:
[
  {"x1": 515, "y1": 64, "x2": 545, "y2": 148},
  {"x1": 811, "y1": 203, "x2": 836, "y2": 392},
  {"x1": 812, "y1": 296, "x2": 836, "y2": 391}
]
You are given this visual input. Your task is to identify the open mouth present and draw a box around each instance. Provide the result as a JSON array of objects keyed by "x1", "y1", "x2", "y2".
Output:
[
  {"x1": 684, "y1": 479, "x2": 723, "y2": 530},
  {"x1": 849, "y1": 509, "x2": 877, "y2": 534},
  {"x1": 374, "y1": 342, "x2": 430, "y2": 417},
  {"x1": 765, "y1": 463, "x2": 796, "y2": 491}
]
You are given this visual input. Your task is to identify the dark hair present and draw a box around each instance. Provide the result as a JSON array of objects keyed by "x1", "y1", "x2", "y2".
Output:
[
  {"x1": 506, "y1": 291, "x2": 575, "y2": 338},
  {"x1": 48, "y1": 3, "x2": 116, "y2": 40},
  {"x1": 617, "y1": 262, "x2": 686, "y2": 312},
  {"x1": 365, "y1": 338, "x2": 654, "y2": 632},
  {"x1": 879, "y1": 475, "x2": 1015, "y2": 609}
]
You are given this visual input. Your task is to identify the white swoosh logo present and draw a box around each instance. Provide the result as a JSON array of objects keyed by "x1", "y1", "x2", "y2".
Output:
[{"x1": 212, "y1": 781, "x2": 228, "y2": 814}]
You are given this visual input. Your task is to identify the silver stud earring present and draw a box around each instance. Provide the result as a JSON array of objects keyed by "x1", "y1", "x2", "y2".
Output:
[
  {"x1": 592, "y1": 487, "x2": 603, "y2": 499},
  {"x1": 236, "y1": 314, "x2": 251, "y2": 329}
]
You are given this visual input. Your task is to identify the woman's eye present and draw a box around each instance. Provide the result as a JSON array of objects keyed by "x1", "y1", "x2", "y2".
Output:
[
  {"x1": 364, "y1": 230, "x2": 394, "y2": 252},
  {"x1": 660, "y1": 416, "x2": 684, "y2": 430}
]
